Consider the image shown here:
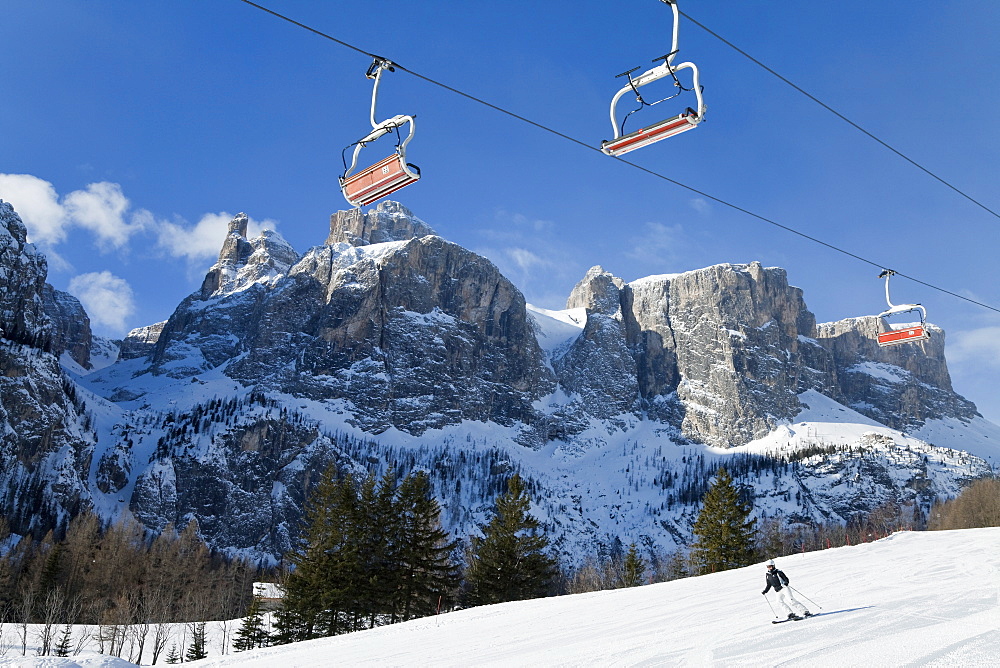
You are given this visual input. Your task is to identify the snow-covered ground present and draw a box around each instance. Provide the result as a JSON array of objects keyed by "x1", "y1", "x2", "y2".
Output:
[{"x1": 5, "y1": 527, "x2": 996, "y2": 667}]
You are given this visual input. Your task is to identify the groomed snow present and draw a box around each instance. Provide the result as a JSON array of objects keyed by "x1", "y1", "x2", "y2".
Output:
[{"x1": 172, "y1": 528, "x2": 996, "y2": 667}]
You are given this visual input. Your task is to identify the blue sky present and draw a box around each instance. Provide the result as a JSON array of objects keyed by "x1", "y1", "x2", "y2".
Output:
[{"x1": 2, "y1": 0, "x2": 998, "y2": 421}]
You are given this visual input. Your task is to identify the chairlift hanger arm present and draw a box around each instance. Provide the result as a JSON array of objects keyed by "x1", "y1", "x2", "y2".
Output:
[
  {"x1": 602, "y1": 0, "x2": 705, "y2": 154},
  {"x1": 878, "y1": 268, "x2": 925, "y2": 319},
  {"x1": 339, "y1": 57, "x2": 420, "y2": 207}
]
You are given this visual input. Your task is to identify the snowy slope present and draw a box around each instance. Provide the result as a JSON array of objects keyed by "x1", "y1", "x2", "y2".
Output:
[
  {"x1": 177, "y1": 528, "x2": 998, "y2": 667},
  {"x1": 526, "y1": 304, "x2": 585, "y2": 354}
]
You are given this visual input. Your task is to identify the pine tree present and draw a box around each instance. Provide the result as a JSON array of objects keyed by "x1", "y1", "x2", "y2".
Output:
[
  {"x1": 53, "y1": 624, "x2": 73, "y2": 657},
  {"x1": 165, "y1": 643, "x2": 180, "y2": 664},
  {"x1": 464, "y1": 474, "x2": 557, "y2": 606},
  {"x1": 355, "y1": 469, "x2": 399, "y2": 629},
  {"x1": 233, "y1": 594, "x2": 269, "y2": 651},
  {"x1": 690, "y1": 467, "x2": 758, "y2": 574},
  {"x1": 618, "y1": 543, "x2": 647, "y2": 588},
  {"x1": 393, "y1": 471, "x2": 459, "y2": 621},
  {"x1": 275, "y1": 469, "x2": 360, "y2": 643},
  {"x1": 185, "y1": 621, "x2": 208, "y2": 661}
]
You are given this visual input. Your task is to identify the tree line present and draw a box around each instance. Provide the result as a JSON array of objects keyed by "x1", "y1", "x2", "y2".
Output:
[
  {"x1": 2, "y1": 462, "x2": 995, "y2": 660},
  {"x1": 263, "y1": 468, "x2": 558, "y2": 647},
  {"x1": 0, "y1": 513, "x2": 260, "y2": 662}
]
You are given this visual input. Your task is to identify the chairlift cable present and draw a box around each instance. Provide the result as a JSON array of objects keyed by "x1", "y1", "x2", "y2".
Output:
[
  {"x1": 678, "y1": 8, "x2": 1000, "y2": 222},
  {"x1": 233, "y1": 0, "x2": 1000, "y2": 315}
]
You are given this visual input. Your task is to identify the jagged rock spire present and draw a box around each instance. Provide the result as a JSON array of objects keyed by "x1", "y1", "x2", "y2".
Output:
[
  {"x1": 200, "y1": 213, "x2": 254, "y2": 298},
  {"x1": 327, "y1": 200, "x2": 436, "y2": 246},
  {"x1": 566, "y1": 265, "x2": 626, "y2": 315}
]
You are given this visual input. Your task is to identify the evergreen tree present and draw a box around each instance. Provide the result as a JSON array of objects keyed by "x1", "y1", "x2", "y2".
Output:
[
  {"x1": 53, "y1": 624, "x2": 73, "y2": 657},
  {"x1": 690, "y1": 467, "x2": 758, "y2": 573},
  {"x1": 274, "y1": 469, "x2": 360, "y2": 643},
  {"x1": 355, "y1": 469, "x2": 399, "y2": 629},
  {"x1": 464, "y1": 474, "x2": 557, "y2": 606},
  {"x1": 233, "y1": 593, "x2": 269, "y2": 651},
  {"x1": 393, "y1": 471, "x2": 459, "y2": 621},
  {"x1": 165, "y1": 643, "x2": 180, "y2": 664},
  {"x1": 185, "y1": 621, "x2": 208, "y2": 661},
  {"x1": 618, "y1": 543, "x2": 647, "y2": 588}
]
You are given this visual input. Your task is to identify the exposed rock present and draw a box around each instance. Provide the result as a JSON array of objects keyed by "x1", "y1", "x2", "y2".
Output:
[
  {"x1": 815, "y1": 317, "x2": 978, "y2": 430},
  {"x1": 326, "y1": 200, "x2": 436, "y2": 246},
  {"x1": 555, "y1": 267, "x2": 638, "y2": 420},
  {"x1": 566, "y1": 265, "x2": 626, "y2": 315},
  {"x1": 200, "y1": 213, "x2": 253, "y2": 298},
  {"x1": 0, "y1": 200, "x2": 51, "y2": 350},
  {"x1": 43, "y1": 283, "x2": 93, "y2": 369},
  {"x1": 119, "y1": 321, "x2": 167, "y2": 360},
  {"x1": 0, "y1": 201, "x2": 95, "y2": 536},
  {"x1": 3, "y1": 198, "x2": 992, "y2": 563}
]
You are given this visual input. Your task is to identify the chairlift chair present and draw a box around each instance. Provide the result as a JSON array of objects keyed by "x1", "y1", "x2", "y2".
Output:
[
  {"x1": 339, "y1": 58, "x2": 421, "y2": 208},
  {"x1": 601, "y1": 0, "x2": 706, "y2": 157},
  {"x1": 875, "y1": 269, "x2": 930, "y2": 347}
]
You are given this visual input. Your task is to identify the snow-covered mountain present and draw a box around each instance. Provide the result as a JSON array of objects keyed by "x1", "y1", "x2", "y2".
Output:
[{"x1": 1, "y1": 199, "x2": 997, "y2": 564}]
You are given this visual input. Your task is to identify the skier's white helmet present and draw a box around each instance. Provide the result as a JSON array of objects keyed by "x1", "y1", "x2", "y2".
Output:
[{"x1": 766, "y1": 559, "x2": 775, "y2": 567}]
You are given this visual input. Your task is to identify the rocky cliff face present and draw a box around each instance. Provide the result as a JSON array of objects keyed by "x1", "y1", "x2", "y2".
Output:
[
  {"x1": 326, "y1": 201, "x2": 436, "y2": 246},
  {"x1": 548, "y1": 262, "x2": 975, "y2": 448},
  {"x1": 119, "y1": 321, "x2": 166, "y2": 360},
  {"x1": 0, "y1": 201, "x2": 95, "y2": 537},
  {"x1": 42, "y1": 197, "x2": 967, "y2": 458},
  {"x1": 42, "y1": 283, "x2": 93, "y2": 369},
  {"x1": 3, "y1": 198, "x2": 993, "y2": 562},
  {"x1": 147, "y1": 201, "x2": 553, "y2": 439},
  {"x1": 0, "y1": 201, "x2": 51, "y2": 350},
  {"x1": 816, "y1": 317, "x2": 977, "y2": 430}
]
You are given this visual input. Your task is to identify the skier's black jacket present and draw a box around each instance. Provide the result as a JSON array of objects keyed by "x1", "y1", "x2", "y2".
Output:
[{"x1": 762, "y1": 568, "x2": 789, "y2": 594}]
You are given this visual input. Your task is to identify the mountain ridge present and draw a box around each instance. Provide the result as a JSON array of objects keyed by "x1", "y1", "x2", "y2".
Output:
[{"x1": 1, "y1": 199, "x2": 996, "y2": 563}]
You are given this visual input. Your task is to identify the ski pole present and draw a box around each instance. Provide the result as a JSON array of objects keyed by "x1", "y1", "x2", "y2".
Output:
[
  {"x1": 789, "y1": 586, "x2": 823, "y2": 610},
  {"x1": 762, "y1": 592, "x2": 777, "y2": 618}
]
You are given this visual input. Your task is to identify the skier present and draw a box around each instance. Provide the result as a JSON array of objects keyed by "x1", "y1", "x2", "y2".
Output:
[{"x1": 762, "y1": 559, "x2": 811, "y2": 620}]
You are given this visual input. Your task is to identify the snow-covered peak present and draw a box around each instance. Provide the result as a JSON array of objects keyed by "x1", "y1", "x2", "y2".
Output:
[{"x1": 202, "y1": 224, "x2": 301, "y2": 299}]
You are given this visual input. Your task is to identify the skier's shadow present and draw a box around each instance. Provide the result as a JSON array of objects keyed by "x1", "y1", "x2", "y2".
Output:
[{"x1": 807, "y1": 606, "x2": 873, "y2": 619}]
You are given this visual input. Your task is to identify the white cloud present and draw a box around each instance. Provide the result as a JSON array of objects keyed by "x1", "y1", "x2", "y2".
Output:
[
  {"x1": 67, "y1": 271, "x2": 136, "y2": 335},
  {"x1": 0, "y1": 173, "x2": 68, "y2": 245},
  {"x1": 154, "y1": 212, "x2": 278, "y2": 262},
  {"x1": 62, "y1": 181, "x2": 139, "y2": 249},
  {"x1": 689, "y1": 198, "x2": 712, "y2": 217},
  {"x1": 947, "y1": 326, "x2": 1000, "y2": 368},
  {"x1": 0, "y1": 174, "x2": 143, "y2": 250},
  {"x1": 625, "y1": 221, "x2": 693, "y2": 267},
  {"x1": 469, "y1": 209, "x2": 586, "y2": 309},
  {"x1": 506, "y1": 247, "x2": 548, "y2": 273}
]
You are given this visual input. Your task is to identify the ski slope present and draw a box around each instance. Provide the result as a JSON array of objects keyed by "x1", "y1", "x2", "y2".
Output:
[
  {"x1": 189, "y1": 528, "x2": 997, "y2": 667},
  {"x1": 5, "y1": 528, "x2": 996, "y2": 667}
]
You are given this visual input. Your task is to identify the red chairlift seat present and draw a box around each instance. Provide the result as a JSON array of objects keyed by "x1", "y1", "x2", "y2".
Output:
[
  {"x1": 877, "y1": 324, "x2": 930, "y2": 347},
  {"x1": 874, "y1": 269, "x2": 930, "y2": 348},
  {"x1": 601, "y1": 108, "x2": 699, "y2": 157},
  {"x1": 341, "y1": 153, "x2": 420, "y2": 208}
]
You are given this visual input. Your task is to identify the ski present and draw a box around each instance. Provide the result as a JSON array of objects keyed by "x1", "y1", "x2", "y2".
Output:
[{"x1": 771, "y1": 613, "x2": 813, "y2": 624}]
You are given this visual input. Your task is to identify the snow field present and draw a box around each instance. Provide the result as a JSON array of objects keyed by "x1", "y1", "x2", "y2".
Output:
[
  {"x1": 1, "y1": 526, "x2": 997, "y2": 667},
  {"x1": 182, "y1": 528, "x2": 997, "y2": 667}
]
